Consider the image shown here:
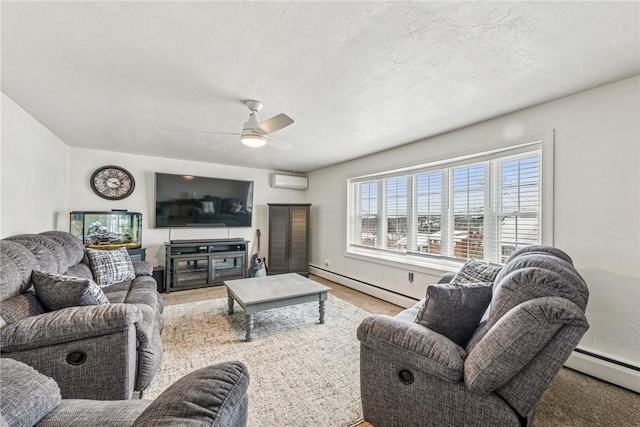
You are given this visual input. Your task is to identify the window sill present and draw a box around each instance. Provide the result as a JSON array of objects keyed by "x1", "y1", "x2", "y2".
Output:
[{"x1": 345, "y1": 247, "x2": 466, "y2": 276}]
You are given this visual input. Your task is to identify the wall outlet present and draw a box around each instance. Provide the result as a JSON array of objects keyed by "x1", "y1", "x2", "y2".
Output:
[
  {"x1": 324, "y1": 258, "x2": 331, "y2": 267},
  {"x1": 408, "y1": 272, "x2": 414, "y2": 283}
]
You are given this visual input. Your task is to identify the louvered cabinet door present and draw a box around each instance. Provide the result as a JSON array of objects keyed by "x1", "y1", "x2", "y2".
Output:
[
  {"x1": 288, "y1": 205, "x2": 310, "y2": 275},
  {"x1": 268, "y1": 205, "x2": 290, "y2": 275},
  {"x1": 268, "y1": 204, "x2": 311, "y2": 276}
]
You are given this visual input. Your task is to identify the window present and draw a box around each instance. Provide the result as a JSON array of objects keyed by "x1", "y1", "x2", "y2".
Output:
[{"x1": 347, "y1": 137, "x2": 551, "y2": 265}]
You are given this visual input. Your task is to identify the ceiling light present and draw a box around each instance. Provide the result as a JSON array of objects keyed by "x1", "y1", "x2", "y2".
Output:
[{"x1": 240, "y1": 133, "x2": 267, "y2": 148}]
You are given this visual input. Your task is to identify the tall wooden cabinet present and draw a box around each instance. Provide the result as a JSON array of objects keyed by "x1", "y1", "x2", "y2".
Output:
[{"x1": 268, "y1": 203, "x2": 311, "y2": 276}]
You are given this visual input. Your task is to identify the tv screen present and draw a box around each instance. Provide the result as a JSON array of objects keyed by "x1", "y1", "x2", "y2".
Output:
[{"x1": 155, "y1": 173, "x2": 253, "y2": 228}]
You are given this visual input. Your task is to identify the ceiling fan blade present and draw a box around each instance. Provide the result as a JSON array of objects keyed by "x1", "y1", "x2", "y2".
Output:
[
  {"x1": 256, "y1": 113, "x2": 294, "y2": 135},
  {"x1": 265, "y1": 135, "x2": 294, "y2": 151},
  {"x1": 195, "y1": 131, "x2": 242, "y2": 136}
]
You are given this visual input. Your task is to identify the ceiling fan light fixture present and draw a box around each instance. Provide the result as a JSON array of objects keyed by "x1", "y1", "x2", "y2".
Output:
[{"x1": 241, "y1": 133, "x2": 267, "y2": 148}]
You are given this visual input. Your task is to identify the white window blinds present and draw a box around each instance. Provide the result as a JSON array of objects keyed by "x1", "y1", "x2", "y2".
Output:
[{"x1": 347, "y1": 141, "x2": 544, "y2": 264}]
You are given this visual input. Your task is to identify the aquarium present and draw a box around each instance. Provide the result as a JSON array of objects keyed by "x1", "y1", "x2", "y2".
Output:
[{"x1": 70, "y1": 211, "x2": 142, "y2": 249}]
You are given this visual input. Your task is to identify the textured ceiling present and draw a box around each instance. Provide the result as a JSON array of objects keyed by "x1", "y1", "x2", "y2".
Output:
[{"x1": 2, "y1": 2, "x2": 639, "y2": 173}]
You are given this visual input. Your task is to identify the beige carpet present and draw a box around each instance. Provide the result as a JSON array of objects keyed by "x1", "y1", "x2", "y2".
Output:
[
  {"x1": 148, "y1": 294, "x2": 368, "y2": 427},
  {"x1": 158, "y1": 280, "x2": 640, "y2": 426}
]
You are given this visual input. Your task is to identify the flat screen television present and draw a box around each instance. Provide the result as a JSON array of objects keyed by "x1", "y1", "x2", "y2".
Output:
[{"x1": 155, "y1": 172, "x2": 253, "y2": 228}]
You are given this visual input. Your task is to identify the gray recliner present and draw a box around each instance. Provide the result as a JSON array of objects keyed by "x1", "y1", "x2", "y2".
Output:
[
  {"x1": 357, "y1": 246, "x2": 589, "y2": 427},
  {"x1": 0, "y1": 231, "x2": 163, "y2": 400},
  {"x1": 0, "y1": 358, "x2": 250, "y2": 427}
]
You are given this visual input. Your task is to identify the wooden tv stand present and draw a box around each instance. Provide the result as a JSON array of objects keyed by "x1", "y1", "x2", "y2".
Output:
[{"x1": 164, "y1": 238, "x2": 249, "y2": 293}]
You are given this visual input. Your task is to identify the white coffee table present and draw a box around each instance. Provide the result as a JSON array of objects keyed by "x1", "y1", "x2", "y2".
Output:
[{"x1": 224, "y1": 273, "x2": 331, "y2": 341}]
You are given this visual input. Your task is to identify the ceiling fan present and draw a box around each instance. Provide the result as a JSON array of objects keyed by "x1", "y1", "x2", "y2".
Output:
[{"x1": 199, "y1": 100, "x2": 294, "y2": 150}]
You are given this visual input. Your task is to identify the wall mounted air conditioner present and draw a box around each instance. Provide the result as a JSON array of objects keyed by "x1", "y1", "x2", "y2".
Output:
[{"x1": 271, "y1": 173, "x2": 309, "y2": 191}]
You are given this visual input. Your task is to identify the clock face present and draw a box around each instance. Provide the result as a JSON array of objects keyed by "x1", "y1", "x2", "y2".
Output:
[{"x1": 90, "y1": 166, "x2": 135, "y2": 200}]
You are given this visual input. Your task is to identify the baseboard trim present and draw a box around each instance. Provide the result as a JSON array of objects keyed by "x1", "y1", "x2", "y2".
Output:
[
  {"x1": 309, "y1": 265, "x2": 418, "y2": 308},
  {"x1": 565, "y1": 349, "x2": 640, "y2": 393}
]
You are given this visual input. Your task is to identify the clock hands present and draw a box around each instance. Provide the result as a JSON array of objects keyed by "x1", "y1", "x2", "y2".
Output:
[{"x1": 106, "y1": 177, "x2": 122, "y2": 189}]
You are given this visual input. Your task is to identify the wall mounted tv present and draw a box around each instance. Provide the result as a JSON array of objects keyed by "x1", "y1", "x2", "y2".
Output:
[{"x1": 155, "y1": 173, "x2": 253, "y2": 228}]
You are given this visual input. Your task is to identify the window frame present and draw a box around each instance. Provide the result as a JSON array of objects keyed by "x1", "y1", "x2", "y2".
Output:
[{"x1": 345, "y1": 131, "x2": 554, "y2": 271}]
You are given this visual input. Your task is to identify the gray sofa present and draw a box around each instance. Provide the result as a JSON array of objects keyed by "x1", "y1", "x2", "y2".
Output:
[
  {"x1": 357, "y1": 246, "x2": 589, "y2": 427},
  {"x1": 0, "y1": 357, "x2": 249, "y2": 427},
  {"x1": 0, "y1": 231, "x2": 163, "y2": 400}
]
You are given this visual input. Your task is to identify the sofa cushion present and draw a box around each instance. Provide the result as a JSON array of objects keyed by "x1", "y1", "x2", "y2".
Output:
[
  {"x1": 450, "y1": 259, "x2": 501, "y2": 285},
  {"x1": 491, "y1": 255, "x2": 588, "y2": 310},
  {"x1": 32, "y1": 271, "x2": 109, "y2": 311},
  {"x1": 415, "y1": 283, "x2": 492, "y2": 347},
  {"x1": 489, "y1": 266, "x2": 589, "y2": 328},
  {"x1": 6, "y1": 235, "x2": 68, "y2": 274},
  {"x1": 0, "y1": 240, "x2": 41, "y2": 299},
  {"x1": 506, "y1": 245, "x2": 573, "y2": 265},
  {"x1": 64, "y1": 262, "x2": 94, "y2": 280},
  {"x1": 39, "y1": 231, "x2": 86, "y2": 267},
  {"x1": 86, "y1": 248, "x2": 136, "y2": 287},
  {"x1": 0, "y1": 358, "x2": 61, "y2": 427},
  {"x1": 132, "y1": 261, "x2": 153, "y2": 277}
]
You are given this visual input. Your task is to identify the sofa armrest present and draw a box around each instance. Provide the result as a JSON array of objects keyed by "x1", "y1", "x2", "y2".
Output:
[
  {"x1": 0, "y1": 304, "x2": 142, "y2": 352},
  {"x1": 132, "y1": 261, "x2": 153, "y2": 277},
  {"x1": 133, "y1": 361, "x2": 250, "y2": 427},
  {"x1": 437, "y1": 271, "x2": 456, "y2": 284},
  {"x1": 357, "y1": 314, "x2": 466, "y2": 382}
]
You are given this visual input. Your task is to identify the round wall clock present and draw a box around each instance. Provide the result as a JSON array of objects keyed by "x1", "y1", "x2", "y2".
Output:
[{"x1": 90, "y1": 165, "x2": 135, "y2": 200}]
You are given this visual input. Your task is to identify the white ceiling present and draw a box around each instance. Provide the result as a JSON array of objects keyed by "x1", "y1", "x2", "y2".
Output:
[{"x1": 2, "y1": 2, "x2": 639, "y2": 173}]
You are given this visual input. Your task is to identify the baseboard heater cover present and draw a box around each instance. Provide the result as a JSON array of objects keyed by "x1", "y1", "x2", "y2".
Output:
[
  {"x1": 309, "y1": 265, "x2": 418, "y2": 308},
  {"x1": 271, "y1": 173, "x2": 308, "y2": 190},
  {"x1": 565, "y1": 349, "x2": 640, "y2": 393}
]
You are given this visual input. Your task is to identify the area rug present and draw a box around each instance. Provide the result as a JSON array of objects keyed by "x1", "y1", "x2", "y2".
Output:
[{"x1": 147, "y1": 294, "x2": 369, "y2": 427}]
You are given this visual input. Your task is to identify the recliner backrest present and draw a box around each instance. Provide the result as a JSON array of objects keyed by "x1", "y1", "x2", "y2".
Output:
[{"x1": 463, "y1": 246, "x2": 589, "y2": 418}]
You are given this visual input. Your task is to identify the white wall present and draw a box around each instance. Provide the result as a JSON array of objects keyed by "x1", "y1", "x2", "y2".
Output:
[
  {"x1": 0, "y1": 94, "x2": 70, "y2": 237},
  {"x1": 67, "y1": 148, "x2": 306, "y2": 267},
  {"x1": 306, "y1": 77, "x2": 640, "y2": 372}
]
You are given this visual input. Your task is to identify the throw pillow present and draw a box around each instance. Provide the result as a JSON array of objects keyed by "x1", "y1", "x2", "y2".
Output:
[
  {"x1": 86, "y1": 247, "x2": 136, "y2": 287},
  {"x1": 450, "y1": 259, "x2": 501, "y2": 285},
  {"x1": 0, "y1": 358, "x2": 61, "y2": 427},
  {"x1": 31, "y1": 270, "x2": 109, "y2": 311},
  {"x1": 415, "y1": 283, "x2": 492, "y2": 347}
]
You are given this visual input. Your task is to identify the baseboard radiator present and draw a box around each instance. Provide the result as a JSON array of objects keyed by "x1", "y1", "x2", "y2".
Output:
[{"x1": 309, "y1": 265, "x2": 640, "y2": 393}]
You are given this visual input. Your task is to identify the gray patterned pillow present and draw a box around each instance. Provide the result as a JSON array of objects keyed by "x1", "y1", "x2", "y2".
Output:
[
  {"x1": 450, "y1": 259, "x2": 501, "y2": 285},
  {"x1": 415, "y1": 283, "x2": 492, "y2": 347},
  {"x1": 86, "y1": 248, "x2": 136, "y2": 287},
  {"x1": 32, "y1": 270, "x2": 109, "y2": 311}
]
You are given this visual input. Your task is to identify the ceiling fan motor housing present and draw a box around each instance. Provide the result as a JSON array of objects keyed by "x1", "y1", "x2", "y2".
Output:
[{"x1": 245, "y1": 100, "x2": 263, "y2": 112}]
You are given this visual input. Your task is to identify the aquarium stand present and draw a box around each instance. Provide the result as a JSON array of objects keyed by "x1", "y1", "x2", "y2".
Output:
[{"x1": 164, "y1": 239, "x2": 249, "y2": 293}]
